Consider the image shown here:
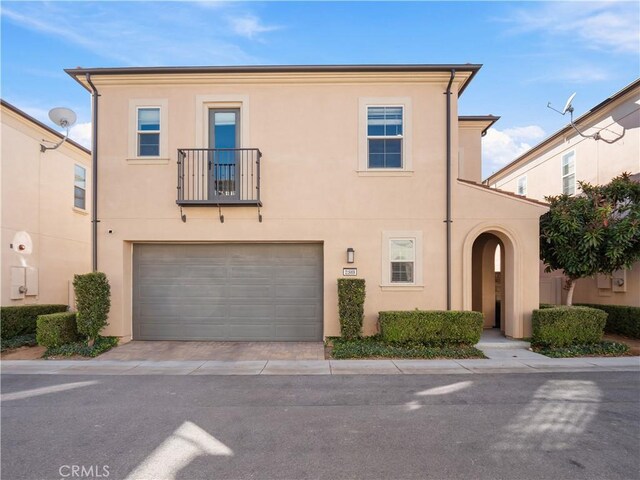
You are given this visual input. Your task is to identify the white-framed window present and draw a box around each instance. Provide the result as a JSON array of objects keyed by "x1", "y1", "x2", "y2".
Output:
[
  {"x1": 381, "y1": 231, "x2": 423, "y2": 287},
  {"x1": 389, "y1": 238, "x2": 415, "y2": 283},
  {"x1": 74, "y1": 164, "x2": 86, "y2": 210},
  {"x1": 137, "y1": 107, "x2": 160, "y2": 157},
  {"x1": 517, "y1": 176, "x2": 527, "y2": 196},
  {"x1": 358, "y1": 97, "x2": 412, "y2": 174},
  {"x1": 367, "y1": 106, "x2": 403, "y2": 169},
  {"x1": 128, "y1": 99, "x2": 168, "y2": 163},
  {"x1": 562, "y1": 151, "x2": 576, "y2": 195}
]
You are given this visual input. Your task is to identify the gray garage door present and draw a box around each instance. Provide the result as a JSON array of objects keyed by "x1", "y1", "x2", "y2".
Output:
[{"x1": 133, "y1": 243, "x2": 323, "y2": 341}]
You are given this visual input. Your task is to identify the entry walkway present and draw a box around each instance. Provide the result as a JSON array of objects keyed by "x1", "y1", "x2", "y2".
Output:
[
  {"x1": 2, "y1": 356, "x2": 638, "y2": 376},
  {"x1": 476, "y1": 328, "x2": 549, "y2": 361}
]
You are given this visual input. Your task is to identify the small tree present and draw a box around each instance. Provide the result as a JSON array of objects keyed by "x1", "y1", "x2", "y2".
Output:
[
  {"x1": 540, "y1": 173, "x2": 640, "y2": 305},
  {"x1": 73, "y1": 272, "x2": 111, "y2": 345}
]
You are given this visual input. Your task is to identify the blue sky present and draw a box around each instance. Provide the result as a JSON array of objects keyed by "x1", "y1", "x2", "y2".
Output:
[{"x1": 2, "y1": 1, "x2": 639, "y2": 177}]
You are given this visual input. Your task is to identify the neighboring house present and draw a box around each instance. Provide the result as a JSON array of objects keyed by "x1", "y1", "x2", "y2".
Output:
[
  {"x1": 485, "y1": 79, "x2": 640, "y2": 307},
  {"x1": 1, "y1": 99, "x2": 92, "y2": 307},
  {"x1": 65, "y1": 64, "x2": 547, "y2": 341}
]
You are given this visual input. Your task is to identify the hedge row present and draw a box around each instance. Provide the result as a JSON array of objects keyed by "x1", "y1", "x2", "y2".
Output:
[
  {"x1": 379, "y1": 310, "x2": 483, "y2": 346},
  {"x1": 36, "y1": 312, "x2": 79, "y2": 348},
  {"x1": 1, "y1": 304, "x2": 68, "y2": 339},
  {"x1": 532, "y1": 306, "x2": 606, "y2": 347},
  {"x1": 575, "y1": 303, "x2": 640, "y2": 339}
]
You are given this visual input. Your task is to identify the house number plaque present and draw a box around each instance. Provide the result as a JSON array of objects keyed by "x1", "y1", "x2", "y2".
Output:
[{"x1": 342, "y1": 268, "x2": 357, "y2": 276}]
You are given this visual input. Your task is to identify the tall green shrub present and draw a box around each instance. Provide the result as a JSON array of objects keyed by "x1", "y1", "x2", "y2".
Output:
[
  {"x1": 1, "y1": 304, "x2": 68, "y2": 339},
  {"x1": 73, "y1": 272, "x2": 111, "y2": 343},
  {"x1": 576, "y1": 303, "x2": 640, "y2": 339},
  {"x1": 532, "y1": 306, "x2": 607, "y2": 347},
  {"x1": 337, "y1": 278, "x2": 366, "y2": 340}
]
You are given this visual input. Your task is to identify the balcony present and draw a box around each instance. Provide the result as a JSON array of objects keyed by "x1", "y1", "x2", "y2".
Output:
[{"x1": 177, "y1": 148, "x2": 262, "y2": 206}]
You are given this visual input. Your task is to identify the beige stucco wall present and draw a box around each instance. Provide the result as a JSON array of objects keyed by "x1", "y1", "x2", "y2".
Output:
[
  {"x1": 82, "y1": 71, "x2": 545, "y2": 339},
  {"x1": 1, "y1": 104, "x2": 92, "y2": 306},
  {"x1": 487, "y1": 85, "x2": 640, "y2": 307},
  {"x1": 458, "y1": 124, "x2": 484, "y2": 183}
]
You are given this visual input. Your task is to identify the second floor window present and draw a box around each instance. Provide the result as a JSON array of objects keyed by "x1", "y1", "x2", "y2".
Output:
[
  {"x1": 137, "y1": 107, "x2": 160, "y2": 156},
  {"x1": 517, "y1": 176, "x2": 527, "y2": 195},
  {"x1": 368, "y1": 106, "x2": 403, "y2": 168},
  {"x1": 562, "y1": 151, "x2": 576, "y2": 195},
  {"x1": 74, "y1": 164, "x2": 86, "y2": 210}
]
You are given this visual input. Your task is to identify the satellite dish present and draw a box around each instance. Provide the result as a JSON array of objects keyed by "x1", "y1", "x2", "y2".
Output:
[
  {"x1": 562, "y1": 93, "x2": 576, "y2": 115},
  {"x1": 11, "y1": 231, "x2": 33, "y2": 255},
  {"x1": 48, "y1": 107, "x2": 77, "y2": 128},
  {"x1": 40, "y1": 107, "x2": 78, "y2": 152}
]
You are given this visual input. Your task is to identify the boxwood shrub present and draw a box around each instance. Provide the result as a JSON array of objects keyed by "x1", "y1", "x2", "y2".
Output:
[
  {"x1": 379, "y1": 310, "x2": 483, "y2": 346},
  {"x1": 36, "y1": 312, "x2": 79, "y2": 348},
  {"x1": 575, "y1": 303, "x2": 640, "y2": 339},
  {"x1": 532, "y1": 306, "x2": 607, "y2": 347},
  {"x1": 0, "y1": 304, "x2": 68, "y2": 339},
  {"x1": 74, "y1": 272, "x2": 111, "y2": 342},
  {"x1": 337, "y1": 278, "x2": 366, "y2": 340}
]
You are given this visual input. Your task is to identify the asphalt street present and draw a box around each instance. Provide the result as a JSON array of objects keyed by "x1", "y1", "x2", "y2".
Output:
[{"x1": 1, "y1": 372, "x2": 639, "y2": 480}]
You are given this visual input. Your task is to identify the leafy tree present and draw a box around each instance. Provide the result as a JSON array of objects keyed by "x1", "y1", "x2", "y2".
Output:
[{"x1": 540, "y1": 173, "x2": 640, "y2": 305}]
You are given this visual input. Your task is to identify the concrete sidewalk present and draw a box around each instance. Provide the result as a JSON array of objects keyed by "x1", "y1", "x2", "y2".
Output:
[{"x1": 2, "y1": 356, "x2": 638, "y2": 376}]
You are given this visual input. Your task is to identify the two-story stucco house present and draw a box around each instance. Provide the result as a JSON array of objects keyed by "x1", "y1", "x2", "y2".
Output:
[
  {"x1": 1, "y1": 99, "x2": 92, "y2": 307},
  {"x1": 65, "y1": 64, "x2": 547, "y2": 342},
  {"x1": 486, "y1": 79, "x2": 640, "y2": 307}
]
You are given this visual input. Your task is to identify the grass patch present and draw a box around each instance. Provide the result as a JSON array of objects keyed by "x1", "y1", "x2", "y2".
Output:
[
  {"x1": 532, "y1": 341, "x2": 630, "y2": 358},
  {"x1": 329, "y1": 336, "x2": 486, "y2": 359},
  {"x1": 43, "y1": 336, "x2": 119, "y2": 358},
  {"x1": 1, "y1": 334, "x2": 37, "y2": 352}
]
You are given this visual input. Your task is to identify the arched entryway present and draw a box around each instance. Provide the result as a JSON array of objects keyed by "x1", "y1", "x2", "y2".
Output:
[
  {"x1": 463, "y1": 225, "x2": 522, "y2": 338},
  {"x1": 472, "y1": 233, "x2": 505, "y2": 332}
]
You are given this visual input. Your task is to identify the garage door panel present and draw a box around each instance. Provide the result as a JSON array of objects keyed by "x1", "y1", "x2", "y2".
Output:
[{"x1": 133, "y1": 243, "x2": 323, "y2": 341}]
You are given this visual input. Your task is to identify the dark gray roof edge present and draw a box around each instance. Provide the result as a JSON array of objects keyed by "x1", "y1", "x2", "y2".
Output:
[
  {"x1": 64, "y1": 63, "x2": 482, "y2": 95},
  {"x1": 485, "y1": 77, "x2": 640, "y2": 184},
  {"x1": 1, "y1": 99, "x2": 91, "y2": 155},
  {"x1": 459, "y1": 115, "x2": 501, "y2": 134}
]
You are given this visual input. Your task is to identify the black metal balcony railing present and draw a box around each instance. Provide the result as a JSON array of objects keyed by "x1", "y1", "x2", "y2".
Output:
[{"x1": 177, "y1": 148, "x2": 262, "y2": 206}]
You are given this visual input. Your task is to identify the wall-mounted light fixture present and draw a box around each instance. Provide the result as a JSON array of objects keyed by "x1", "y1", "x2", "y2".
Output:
[{"x1": 346, "y1": 247, "x2": 355, "y2": 264}]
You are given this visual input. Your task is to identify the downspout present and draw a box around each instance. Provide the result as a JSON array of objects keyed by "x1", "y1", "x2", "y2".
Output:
[
  {"x1": 85, "y1": 73, "x2": 99, "y2": 272},
  {"x1": 445, "y1": 69, "x2": 455, "y2": 310}
]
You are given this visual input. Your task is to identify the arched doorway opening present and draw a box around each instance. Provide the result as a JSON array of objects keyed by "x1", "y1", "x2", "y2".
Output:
[{"x1": 472, "y1": 233, "x2": 505, "y2": 332}]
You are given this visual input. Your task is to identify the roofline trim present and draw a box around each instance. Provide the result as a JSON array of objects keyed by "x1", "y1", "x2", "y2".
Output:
[
  {"x1": 65, "y1": 63, "x2": 483, "y2": 95},
  {"x1": 485, "y1": 77, "x2": 640, "y2": 184},
  {"x1": 457, "y1": 178, "x2": 550, "y2": 208},
  {"x1": 1, "y1": 99, "x2": 91, "y2": 155},
  {"x1": 458, "y1": 115, "x2": 501, "y2": 135}
]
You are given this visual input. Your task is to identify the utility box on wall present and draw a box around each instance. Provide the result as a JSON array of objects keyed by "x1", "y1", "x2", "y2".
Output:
[{"x1": 9, "y1": 266, "x2": 38, "y2": 299}]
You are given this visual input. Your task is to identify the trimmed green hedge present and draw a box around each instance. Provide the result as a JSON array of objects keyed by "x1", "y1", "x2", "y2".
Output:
[
  {"x1": 379, "y1": 310, "x2": 483, "y2": 346},
  {"x1": 1, "y1": 304, "x2": 68, "y2": 339},
  {"x1": 532, "y1": 306, "x2": 607, "y2": 347},
  {"x1": 74, "y1": 272, "x2": 111, "y2": 341},
  {"x1": 575, "y1": 303, "x2": 640, "y2": 339},
  {"x1": 337, "y1": 278, "x2": 366, "y2": 340},
  {"x1": 36, "y1": 312, "x2": 79, "y2": 348}
]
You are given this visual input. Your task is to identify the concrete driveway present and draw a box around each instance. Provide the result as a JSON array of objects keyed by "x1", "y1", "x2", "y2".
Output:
[{"x1": 97, "y1": 341, "x2": 325, "y2": 361}]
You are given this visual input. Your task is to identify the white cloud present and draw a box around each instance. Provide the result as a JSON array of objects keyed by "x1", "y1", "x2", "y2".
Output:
[
  {"x1": 0, "y1": 2, "x2": 277, "y2": 66},
  {"x1": 67, "y1": 122, "x2": 92, "y2": 149},
  {"x1": 482, "y1": 125, "x2": 546, "y2": 176},
  {"x1": 503, "y1": 1, "x2": 639, "y2": 54},
  {"x1": 527, "y1": 65, "x2": 612, "y2": 84},
  {"x1": 227, "y1": 14, "x2": 280, "y2": 39}
]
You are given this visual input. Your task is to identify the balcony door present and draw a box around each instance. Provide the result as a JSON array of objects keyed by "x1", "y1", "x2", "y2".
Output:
[{"x1": 208, "y1": 108, "x2": 240, "y2": 200}]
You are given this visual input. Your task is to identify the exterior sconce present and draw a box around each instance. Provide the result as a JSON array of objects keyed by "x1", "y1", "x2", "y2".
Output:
[{"x1": 346, "y1": 247, "x2": 355, "y2": 264}]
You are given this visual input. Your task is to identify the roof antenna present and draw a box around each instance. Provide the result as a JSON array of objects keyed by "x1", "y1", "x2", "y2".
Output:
[
  {"x1": 40, "y1": 107, "x2": 77, "y2": 152},
  {"x1": 547, "y1": 93, "x2": 623, "y2": 144}
]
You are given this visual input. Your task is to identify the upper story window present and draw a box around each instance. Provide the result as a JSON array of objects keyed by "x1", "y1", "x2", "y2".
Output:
[
  {"x1": 562, "y1": 151, "x2": 576, "y2": 195},
  {"x1": 137, "y1": 107, "x2": 160, "y2": 157},
  {"x1": 74, "y1": 164, "x2": 86, "y2": 210},
  {"x1": 517, "y1": 176, "x2": 527, "y2": 196},
  {"x1": 367, "y1": 106, "x2": 403, "y2": 169}
]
